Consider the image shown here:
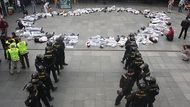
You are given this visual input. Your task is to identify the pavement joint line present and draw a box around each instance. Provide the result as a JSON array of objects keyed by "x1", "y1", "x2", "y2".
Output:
[{"x1": 0, "y1": 48, "x2": 181, "y2": 52}]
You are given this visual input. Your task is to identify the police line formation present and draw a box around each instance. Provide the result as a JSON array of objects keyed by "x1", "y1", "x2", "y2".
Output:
[
  {"x1": 15, "y1": 5, "x2": 171, "y2": 48},
  {"x1": 24, "y1": 33, "x2": 160, "y2": 107},
  {"x1": 5, "y1": 5, "x2": 162, "y2": 107}
]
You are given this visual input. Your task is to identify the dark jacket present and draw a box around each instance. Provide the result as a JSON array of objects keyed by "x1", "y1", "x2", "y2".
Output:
[{"x1": 181, "y1": 19, "x2": 190, "y2": 29}]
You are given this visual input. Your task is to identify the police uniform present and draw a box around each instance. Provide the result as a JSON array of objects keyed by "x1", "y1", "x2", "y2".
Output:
[
  {"x1": 146, "y1": 77, "x2": 159, "y2": 107},
  {"x1": 115, "y1": 69, "x2": 136, "y2": 106},
  {"x1": 38, "y1": 65, "x2": 57, "y2": 92},
  {"x1": 125, "y1": 83, "x2": 149, "y2": 107},
  {"x1": 53, "y1": 41, "x2": 63, "y2": 74},
  {"x1": 30, "y1": 73, "x2": 53, "y2": 107},
  {"x1": 7, "y1": 43, "x2": 20, "y2": 74},
  {"x1": 17, "y1": 40, "x2": 30, "y2": 68},
  {"x1": 56, "y1": 37, "x2": 68, "y2": 65},
  {"x1": 44, "y1": 43, "x2": 59, "y2": 83}
]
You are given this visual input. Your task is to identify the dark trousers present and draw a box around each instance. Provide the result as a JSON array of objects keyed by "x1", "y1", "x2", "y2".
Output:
[
  {"x1": 20, "y1": 53, "x2": 30, "y2": 68},
  {"x1": 0, "y1": 38, "x2": 7, "y2": 59},
  {"x1": 63, "y1": 51, "x2": 66, "y2": 64},
  {"x1": 40, "y1": 95, "x2": 51, "y2": 107},
  {"x1": 122, "y1": 50, "x2": 127, "y2": 62},
  {"x1": 115, "y1": 93, "x2": 125, "y2": 105},
  {"x1": 46, "y1": 76, "x2": 55, "y2": 90},
  {"x1": 46, "y1": 66, "x2": 58, "y2": 82},
  {"x1": 179, "y1": 28, "x2": 188, "y2": 39},
  {"x1": 115, "y1": 90, "x2": 130, "y2": 105}
]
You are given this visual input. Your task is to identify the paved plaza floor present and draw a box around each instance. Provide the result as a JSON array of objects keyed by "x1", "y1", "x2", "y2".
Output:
[{"x1": 0, "y1": 3, "x2": 190, "y2": 107}]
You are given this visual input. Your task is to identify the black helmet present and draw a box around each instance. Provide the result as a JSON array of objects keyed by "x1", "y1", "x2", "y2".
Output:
[
  {"x1": 31, "y1": 72, "x2": 39, "y2": 84},
  {"x1": 31, "y1": 72, "x2": 39, "y2": 79},
  {"x1": 129, "y1": 33, "x2": 135, "y2": 37},
  {"x1": 138, "y1": 82, "x2": 146, "y2": 90},
  {"x1": 26, "y1": 83, "x2": 33, "y2": 92},
  {"x1": 149, "y1": 76, "x2": 156, "y2": 84},
  {"x1": 38, "y1": 65, "x2": 45, "y2": 72},
  {"x1": 130, "y1": 36, "x2": 136, "y2": 41},
  {"x1": 127, "y1": 68, "x2": 135, "y2": 76},
  {"x1": 47, "y1": 41, "x2": 53, "y2": 46},
  {"x1": 36, "y1": 54, "x2": 44, "y2": 62}
]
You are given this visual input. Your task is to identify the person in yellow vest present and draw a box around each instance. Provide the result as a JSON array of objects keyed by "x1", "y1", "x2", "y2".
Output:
[
  {"x1": 17, "y1": 40, "x2": 30, "y2": 69},
  {"x1": 7, "y1": 42, "x2": 20, "y2": 75},
  {"x1": 5, "y1": 37, "x2": 15, "y2": 59}
]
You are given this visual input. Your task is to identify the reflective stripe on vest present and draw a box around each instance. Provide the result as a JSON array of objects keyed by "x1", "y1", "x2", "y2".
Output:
[
  {"x1": 17, "y1": 41, "x2": 27, "y2": 55},
  {"x1": 8, "y1": 48, "x2": 19, "y2": 61}
]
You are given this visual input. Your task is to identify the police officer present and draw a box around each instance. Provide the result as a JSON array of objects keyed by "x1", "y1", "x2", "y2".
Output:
[
  {"x1": 38, "y1": 65, "x2": 58, "y2": 92},
  {"x1": 56, "y1": 36, "x2": 68, "y2": 66},
  {"x1": 125, "y1": 83, "x2": 149, "y2": 107},
  {"x1": 124, "y1": 46, "x2": 138, "y2": 70},
  {"x1": 121, "y1": 33, "x2": 137, "y2": 64},
  {"x1": 25, "y1": 83, "x2": 42, "y2": 107},
  {"x1": 146, "y1": 76, "x2": 159, "y2": 107},
  {"x1": 35, "y1": 54, "x2": 45, "y2": 72},
  {"x1": 38, "y1": 65, "x2": 54, "y2": 101},
  {"x1": 53, "y1": 39, "x2": 63, "y2": 75},
  {"x1": 115, "y1": 68, "x2": 136, "y2": 106},
  {"x1": 7, "y1": 42, "x2": 20, "y2": 74},
  {"x1": 17, "y1": 40, "x2": 30, "y2": 69},
  {"x1": 44, "y1": 41, "x2": 59, "y2": 83},
  {"x1": 30, "y1": 73, "x2": 53, "y2": 107}
]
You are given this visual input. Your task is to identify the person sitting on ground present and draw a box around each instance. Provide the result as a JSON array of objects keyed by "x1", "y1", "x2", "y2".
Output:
[
  {"x1": 181, "y1": 45, "x2": 190, "y2": 61},
  {"x1": 17, "y1": 20, "x2": 25, "y2": 29},
  {"x1": 165, "y1": 26, "x2": 174, "y2": 41}
]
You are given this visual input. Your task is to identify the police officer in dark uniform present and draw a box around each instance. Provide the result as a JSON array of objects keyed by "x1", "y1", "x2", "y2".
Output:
[
  {"x1": 124, "y1": 46, "x2": 138, "y2": 70},
  {"x1": 30, "y1": 73, "x2": 53, "y2": 107},
  {"x1": 38, "y1": 65, "x2": 57, "y2": 92},
  {"x1": 53, "y1": 39, "x2": 63, "y2": 75},
  {"x1": 35, "y1": 54, "x2": 45, "y2": 72},
  {"x1": 44, "y1": 41, "x2": 59, "y2": 83},
  {"x1": 25, "y1": 83, "x2": 42, "y2": 107},
  {"x1": 125, "y1": 83, "x2": 149, "y2": 107},
  {"x1": 131, "y1": 52, "x2": 144, "y2": 81},
  {"x1": 115, "y1": 68, "x2": 136, "y2": 106},
  {"x1": 146, "y1": 76, "x2": 159, "y2": 107},
  {"x1": 121, "y1": 33, "x2": 137, "y2": 64},
  {"x1": 57, "y1": 36, "x2": 68, "y2": 66}
]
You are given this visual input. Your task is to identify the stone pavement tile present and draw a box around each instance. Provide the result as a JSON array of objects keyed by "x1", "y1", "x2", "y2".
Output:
[
  {"x1": 84, "y1": 100, "x2": 95, "y2": 107},
  {"x1": 184, "y1": 94, "x2": 190, "y2": 101},
  {"x1": 169, "y1": 99, "x2": 190, "y2": 107},
  {"x1": 95, "y1": 100, "x2": 106, "y2": 107},
  {"x1": 182, "y1": 73, "x2": 190, "y2": 82},
  {"x1": 171, "y1": 72, "x2": 186, "y2": 82},
  {"x1": 73, "y1": 100, "x2": 84, "y2": 107},
  {"x1": 104, "y1": 88, "x2": 117, "y2": 100},
  {"x1": 166, "y1": 52, "x2": 179, "y2": 57}
]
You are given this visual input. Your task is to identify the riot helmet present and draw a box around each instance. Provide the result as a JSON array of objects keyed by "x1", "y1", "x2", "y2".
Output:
[{"x1": 46, "y1": 41, "x2": 53, "y2": 47}]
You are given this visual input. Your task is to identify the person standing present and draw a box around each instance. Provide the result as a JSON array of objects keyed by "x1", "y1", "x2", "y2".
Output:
[
  {"x1": 178, "y1": 17, "x2": 190, "y2": 39},
  {"x1": 31, "y1": 0, "x2": 37, "y2": 14},
  {"x1": 115, "y1": 69, "x2": 136, "y2": 106},
  {"x1": 7, "y1": 43, "x2": 20, "y2": 75},
  {"x1": 125, "y1": 83, "x2": 149, "y2": 107},
  {"x1": 0, "y1": 17, "x2": 8, "y2": 36},
  {"x1": 17, "y1": 40, "x2": 30, "y2": 69},
  {"x1": 168, "y1": 0, "x2": 174, "y2": 13},
  {"x1": 54, "y1": 0, "x2": 60, "y2": 9},
  {"x1": 44, "y1": 2, "x2": 50, "y2": 13},
  {"x1": 0, "y1": 33, "x2": 7, "y2": 59},
  {"x1": 178, "y1": 0, "x2": 185, "y2": 13}
]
